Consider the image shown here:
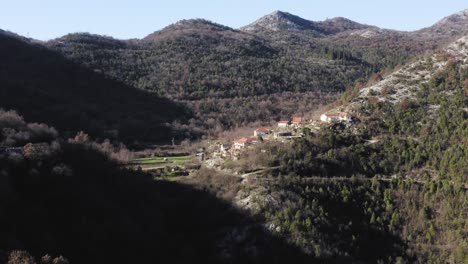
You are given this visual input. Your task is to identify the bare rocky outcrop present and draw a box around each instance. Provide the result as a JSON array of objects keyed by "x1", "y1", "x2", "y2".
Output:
[{"x1": 343, "y1": 35, "x2": 468, "y2": 115}]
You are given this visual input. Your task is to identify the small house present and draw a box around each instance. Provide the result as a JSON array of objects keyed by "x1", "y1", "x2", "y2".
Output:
[
  {"x1": 254, "y1": 127, "x2": 271, "y2": 137},
  {"x1": 320, "y1": 112, "x2": 352, "y2": 123},
  {"x1": 277, "y1": 121, "x2": 290, "y2": 128},
  {"x1": 233, "y1": 136, "x2": 258, "y2": 150},
  {"x1": 292, "y1": 116, "x2": 304, "y2": 127}
]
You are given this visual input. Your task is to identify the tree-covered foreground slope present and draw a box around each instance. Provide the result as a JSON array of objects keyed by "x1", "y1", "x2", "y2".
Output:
[
  {"x1": 0, "y1": 109, "x2": 324, "y2": 264},
  {"x1": 249, "y1": 176, "x2": 466, "y2": 263},
  {"x1": 0, "y1": 30, "x2": 190, "y2": 143},
  {"x1": 0, "y1": 96, "x2": 465, "y2": 264}
]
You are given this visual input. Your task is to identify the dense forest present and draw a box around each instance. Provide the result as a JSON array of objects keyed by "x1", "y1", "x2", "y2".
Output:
[
  {"x1": 43, "y1": 20, "x2": 436, "y2": 137},
  {"x1": 258, "y1": 177, "x2": 467, "y2": 263},
  {"x1": 45, "y1": 28, "x2": 363, "y2": 136},
  {"x1": 47, "y1": 22, "x2": 367, "y2": 100}
]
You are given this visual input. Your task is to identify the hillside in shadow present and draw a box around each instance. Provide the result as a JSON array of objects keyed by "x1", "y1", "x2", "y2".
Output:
[
  {"x1": 0, "y1": 108, "x2": 410, "y2": 264},
  {"x1": 0, "y1": 31, "x2": 191, "y2": 143},
  {"x1": 0, "y1": 144, "x2": 313, "y2": 263}
]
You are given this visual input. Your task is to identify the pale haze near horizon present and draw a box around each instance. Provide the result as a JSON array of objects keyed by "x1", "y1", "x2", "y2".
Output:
[{"x1": 1, "y1": 0, "x2": 467, "y2": 40}]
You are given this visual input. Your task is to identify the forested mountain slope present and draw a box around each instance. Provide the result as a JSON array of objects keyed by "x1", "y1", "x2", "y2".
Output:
[
  {"x1": 45, "y1": 25, "x2": 359, "y2": 134},
  {"x1": 43, "y1": 10, "x2": 468, "y2": 135},
  {"x1": 47, "y1": 19, "x2": 364, "y2": 100},
  {"x1": 0, "y1": 30, "x2": 190, "y2": 143}
]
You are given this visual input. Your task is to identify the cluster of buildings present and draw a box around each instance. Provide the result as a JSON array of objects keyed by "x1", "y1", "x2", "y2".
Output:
[
  {"x1": 216, "y1": 116, "x2": 306, "y2": 157},
  {"x1": 233, "y1": 136, "x2": 259, "y2": 150},
  {"x1": 214, "y1": 112, "x2": 352, "y2": 158}
]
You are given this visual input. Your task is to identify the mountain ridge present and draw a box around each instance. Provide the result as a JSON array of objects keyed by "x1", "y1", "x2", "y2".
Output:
[
  {"x1": 36, "y1": 8, "x2": 468, "y2": 138},
  {"x1": 241, "y1": 9, "x2": 468, "y2": 38},
  {"x1": 416, "y1": 9, "x2": 468, "y2": 40},
  {"x1": 40, "y1": 8, "x2": 468, "y2": 44},
  {"x1": 241, "y1": 10, "x2": 373, "y2": 35}
]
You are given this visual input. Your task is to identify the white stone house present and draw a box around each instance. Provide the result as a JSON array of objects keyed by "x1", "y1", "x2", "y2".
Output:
[
  {"x1": 277, "y1": 121, "x2": 289, "y2": 128},
  {"x1": 320, "y1": 112, "x2": 352, "y2": 123}
]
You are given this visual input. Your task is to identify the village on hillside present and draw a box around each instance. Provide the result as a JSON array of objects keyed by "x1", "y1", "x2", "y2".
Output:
[
  {"x1": 114, "y1": 110, "x2": 354, "y2": 178},
  {"x1": 209, "y1": 111, "x2": 353, "y2": 161}
]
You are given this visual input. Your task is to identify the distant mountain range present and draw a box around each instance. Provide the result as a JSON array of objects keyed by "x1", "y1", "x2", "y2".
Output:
[
  {"x1": 43, "y1": 9, "x2": 468, "y2": 98},
  {"x1": 241, "y1": 11, "x2": 373, "y2": 34},
  {"x1": 244, "y1": 9, "x2": 468, "y2": 39},
  {"x1": 1, "y1": 9, "x2": 467, "y2": 140},
  {"x1": 242, "y1": 9, "x2": 468, "y2": 58}
]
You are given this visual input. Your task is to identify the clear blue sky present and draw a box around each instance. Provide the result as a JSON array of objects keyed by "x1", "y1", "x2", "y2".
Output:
[{"x1": 2, "y1": 0, "x2": 467, "y2": 40}]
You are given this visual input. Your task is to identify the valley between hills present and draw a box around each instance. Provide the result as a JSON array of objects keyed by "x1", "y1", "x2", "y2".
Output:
[{"x1": 0, "y1": 8, "x2": 467, "y2": 264}]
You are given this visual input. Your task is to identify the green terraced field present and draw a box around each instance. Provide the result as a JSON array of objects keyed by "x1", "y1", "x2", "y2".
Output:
[{"x1": 132, "y1": 155, "x2": 192, "y2": 165}]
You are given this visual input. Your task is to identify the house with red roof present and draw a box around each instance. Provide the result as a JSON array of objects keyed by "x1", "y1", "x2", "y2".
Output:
[
  {"x1": 292, "y1": 116, "x2": 304, "y2": 127},
  {"x1": 233, "y1": 136, "x2": 258, "y2": 150},
  {"x1": 254, "y1": 127, "x2": 271, "y2": 137}
]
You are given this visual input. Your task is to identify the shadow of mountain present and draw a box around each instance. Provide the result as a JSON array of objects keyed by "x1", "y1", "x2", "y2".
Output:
[
  {"x1": 0, "y1": 31, "x2": 191, "y2": 143},
  {"x1": 0, "y1": 143, "x2": 317, "y2": 264}
]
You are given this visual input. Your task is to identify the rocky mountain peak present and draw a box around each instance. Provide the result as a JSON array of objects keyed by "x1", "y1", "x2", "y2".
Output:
[
  {"x1": 319, "y1": 16, "x2": 372, "y2": 34},
  {"x1": 436, "y1": 9, "x2": 468, "y2": 25},
  {"x1": 418, "y1": 9, "x2": 468, "y2": 38},
  {"x1": 241, "y1": 10, "x2": 318, "y2": 33},
  {"x1": 241, "y1": 11, "x2": 372, "y2": 36}
]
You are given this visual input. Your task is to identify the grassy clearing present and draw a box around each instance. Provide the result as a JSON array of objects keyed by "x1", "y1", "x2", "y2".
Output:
[
  {"x1": 139, "y1": 165, "x2": 168, "y2": 170},
  {"x1": 132, "y1": 155, "x2": 192, "y2": 165}
]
